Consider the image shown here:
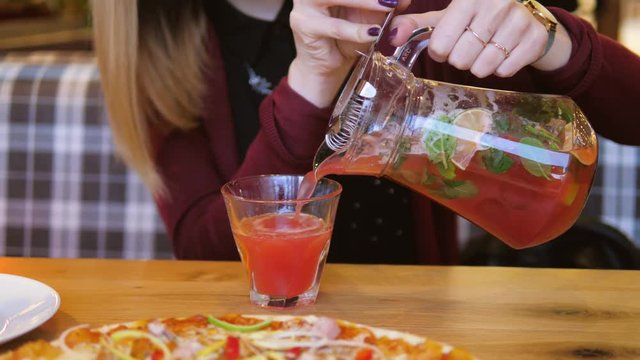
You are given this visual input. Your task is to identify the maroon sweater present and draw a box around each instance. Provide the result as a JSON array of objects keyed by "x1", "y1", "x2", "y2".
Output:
[{"x1": 153, "y1": 2, "x2": 640, "y2": 263}]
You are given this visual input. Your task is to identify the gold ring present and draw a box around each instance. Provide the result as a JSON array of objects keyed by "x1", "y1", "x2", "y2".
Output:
[
  {"x1": 489, "y1": 41, "x2": 511, "y2": 58},
  {"x1": 465, "y1": 26, "x2": 488, "y2": 47}
]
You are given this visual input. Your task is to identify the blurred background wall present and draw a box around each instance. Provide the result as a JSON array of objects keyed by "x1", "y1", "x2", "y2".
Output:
[{"x1": 0, "y1": 0, "x2": 91, "y2": 52}]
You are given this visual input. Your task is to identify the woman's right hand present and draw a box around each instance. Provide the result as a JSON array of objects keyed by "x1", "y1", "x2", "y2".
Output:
[{"x1": 287, "y1": 0, "x2": 410, "y2": 108}]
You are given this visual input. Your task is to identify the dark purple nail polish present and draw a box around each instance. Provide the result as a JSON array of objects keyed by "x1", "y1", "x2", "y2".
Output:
[
  {"x1": 378, "y1": 0, "x2": 398, "y2": 7},
  {"x1": 368, "y1": 27, "x2": 380, "y2": 37},
  {"x1": 388, "y1": 27, "x2": 398, "y2": 39}
]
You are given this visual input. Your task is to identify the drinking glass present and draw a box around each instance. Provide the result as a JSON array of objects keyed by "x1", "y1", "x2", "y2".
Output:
[{"x1": 221, "y1": 175, "x2": 342, "y2": 308}]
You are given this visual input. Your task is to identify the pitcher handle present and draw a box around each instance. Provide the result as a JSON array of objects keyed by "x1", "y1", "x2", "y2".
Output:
[{"x1": 390, "y1": 26, "x2": 434, "y2": 69}]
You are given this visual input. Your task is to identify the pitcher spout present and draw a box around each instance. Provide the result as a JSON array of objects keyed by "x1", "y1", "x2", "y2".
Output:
[{"x1": 313, "y1": 140, "x2": 336, "y2": 170}]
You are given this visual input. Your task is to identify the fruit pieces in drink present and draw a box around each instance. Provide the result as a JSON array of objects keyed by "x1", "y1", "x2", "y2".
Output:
[{"x1": 450, "y1": 109, "x2": 493, "y2": 170}]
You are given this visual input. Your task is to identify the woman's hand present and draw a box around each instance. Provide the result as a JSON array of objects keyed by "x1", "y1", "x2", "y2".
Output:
[
  {"x1": 390, "y1": 0, "x2": 572, "y2": 79},
  {"x1": 287, "y1": 0, "x2": 410, "y2": 107}
]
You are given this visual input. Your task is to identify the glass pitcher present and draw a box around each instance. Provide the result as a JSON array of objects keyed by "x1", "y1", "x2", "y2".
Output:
[{"x1": 313, "y1": 27, "x2": 598, "y2": 249}]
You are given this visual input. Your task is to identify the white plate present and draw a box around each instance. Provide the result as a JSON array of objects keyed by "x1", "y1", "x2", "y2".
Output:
[{"x1": 0, "y1": 274, "x2": 60, "y2": 344}]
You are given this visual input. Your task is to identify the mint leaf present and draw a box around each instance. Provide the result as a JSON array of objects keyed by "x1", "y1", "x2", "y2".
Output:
[
  {"x1": 493, "y1": 113, "x2": 510, "y2": 133},
  {"x1": 524, "y1": 124, "x2": 561, "y2": 147},
  {"x1": 483, "y1": 148, "x2": 514, "y2": 173},
  {"x1": 436, "y1": 161, "x2": 456, "y2": 179},
  {"x1": 515, "y1": 96, "x2": 556, "y2": 124},
  {"x1": 392, "y1": 138, "x2": 411, "y2": 169},
  {"x1": 425, "y1": 132, "x2": 456, "y2": 162},
  {"x1": 424, "y1": 116, "x2": 456, "y2": 161},
  {"x1": 420, "y1": 170, "x2": 478, "y2": 200},
  {"x1": 420, "y1": 170, "x2": 437, "y2": 186},
  {"x1": 558, "y1": 102, "x2": 574, "y2": 122},
  {"x1": 520, "y1": 137, "x2": 552, "y2": 179},
  {"x1": 424, "y1": 115, "x2": 457, "y2": 179},
  {"x1": 442, "y1": 180, "x2": 478, "y2": 199}
]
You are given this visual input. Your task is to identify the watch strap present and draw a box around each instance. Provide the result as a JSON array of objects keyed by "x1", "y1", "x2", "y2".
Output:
[{"x1": 543, "y1": 22, "x2": 557, "y2": 56}]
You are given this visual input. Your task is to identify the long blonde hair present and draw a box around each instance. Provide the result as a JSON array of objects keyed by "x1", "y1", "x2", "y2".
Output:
[{"x1": 91, "y1": 0, "x2": 208, "y2": 195}]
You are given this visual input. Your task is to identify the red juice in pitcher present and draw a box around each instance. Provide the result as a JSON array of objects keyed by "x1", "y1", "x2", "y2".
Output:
[{"x1": 311, "y1": 105, "x2": 597, "y2": 248}]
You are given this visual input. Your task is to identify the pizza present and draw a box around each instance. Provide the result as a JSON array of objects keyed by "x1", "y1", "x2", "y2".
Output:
[{"x1": 0, "y1": 314, "x2": 477, "y2": 359}]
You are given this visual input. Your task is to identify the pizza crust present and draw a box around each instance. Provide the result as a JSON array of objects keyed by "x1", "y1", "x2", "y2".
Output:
[{"x1": 0, "y1": 314, "x2": 476, "y2": 359}]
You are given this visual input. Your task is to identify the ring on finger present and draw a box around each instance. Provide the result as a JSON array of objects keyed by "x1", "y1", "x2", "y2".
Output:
[
  {"x1": 488, "y1": 41, "x2": 511, "y2": 58},
  {"x1": 465, "y1": 26, "x2": 488, "y2": 46}
]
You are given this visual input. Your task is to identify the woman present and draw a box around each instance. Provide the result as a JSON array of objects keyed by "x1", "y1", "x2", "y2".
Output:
[{"x1": 91, "y1": 0, "x2": 640, "y2": 264}]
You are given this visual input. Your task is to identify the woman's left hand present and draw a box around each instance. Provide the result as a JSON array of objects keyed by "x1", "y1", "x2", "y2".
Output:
[{"x1": 389, "y1": 0, "x2": 572, "y2": 78}]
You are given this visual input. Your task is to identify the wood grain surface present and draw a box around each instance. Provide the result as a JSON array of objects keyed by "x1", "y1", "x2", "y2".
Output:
[{"x1": 0, "y1": 257, "x2": 639, "y2": 359}]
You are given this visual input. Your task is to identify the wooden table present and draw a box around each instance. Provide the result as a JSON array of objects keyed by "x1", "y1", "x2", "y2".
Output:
[{"x1": 0, "y1": 257, "x2": 639, "y2": 359}]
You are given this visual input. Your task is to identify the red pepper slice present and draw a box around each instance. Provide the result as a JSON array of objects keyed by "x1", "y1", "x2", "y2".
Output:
[
  {"x1": 286, "y1": 347, "x2": 302, "y2": 359},
  {"x1": 355, "y1": 348, "x2": 373, "y2": 360},
  {"x1": 151, "y1": 349, "x2": 164, "y2": 360},
  {"x1": 225, "y1": 336, "x2": 240, "y2": 360}
]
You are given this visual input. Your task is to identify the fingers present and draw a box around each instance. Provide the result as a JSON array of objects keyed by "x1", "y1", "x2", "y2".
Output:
[
  {"x1": 447, "y1": 2, "x2": 511, "y2": 71},
  {"x1": 389, "y1": 10, "x2": 443, "y2": 47},
  {"x1": 495, "y1": 20, "x2": 548, "y2": 77},
  {"x1": 295, "y1": 0, "x2": 399, "y2": 15},
  {"x1": 389, "y1": 0, "x2": 551, "y2": 78},
  {"x1": 291, "y1": 10, "x2": 380, "y2": 44},
  {"x1": 445, "y1": 27, "x2": 488, "y2": 71},
  {"x1": 469, "y1": 6, "x2": 527, "y2": 78},
  {"x1": 426, "y1": 0, "x2": 476, "y2": 63},
  {"x1": 291, "y1": 0, "x2": 401, "y2": 44},
  {"x1": 288, "y1": 0, "x2": 405, "y2": 106}
]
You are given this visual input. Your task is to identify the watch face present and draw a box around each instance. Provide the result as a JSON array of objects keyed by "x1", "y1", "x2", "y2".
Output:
[{"x1": 527, "y1": 0, "x2": 558, "y2": 25}]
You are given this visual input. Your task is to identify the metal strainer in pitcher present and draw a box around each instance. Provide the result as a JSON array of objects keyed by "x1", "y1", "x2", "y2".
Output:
[{"x1": 314, "y1": 12, "x2": 436, "y2": 169}]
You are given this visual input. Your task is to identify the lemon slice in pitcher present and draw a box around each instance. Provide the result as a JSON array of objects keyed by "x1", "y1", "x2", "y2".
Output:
[{"x1": 450, "y1": 109, "x2": 493, "y2": 170}]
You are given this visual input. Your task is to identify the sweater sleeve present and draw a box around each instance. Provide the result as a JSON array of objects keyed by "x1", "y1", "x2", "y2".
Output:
[
  {"x1": 154, "y1": 77, "x2": 332, "y2": 260},
  {"x1": 527, "y1": 9, "x2": 640, "y2": 145}
]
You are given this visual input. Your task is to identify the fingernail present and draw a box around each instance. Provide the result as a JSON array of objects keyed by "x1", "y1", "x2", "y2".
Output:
[
  {"x1": 378, "y1": 0, "x2": 398, "y2": 7},
  {"x1": 388, "y1": 27, "x2": 398, "y2": 39},
  {"x1": 368, "y1": 27, "x2": 381, "y2": 37}
]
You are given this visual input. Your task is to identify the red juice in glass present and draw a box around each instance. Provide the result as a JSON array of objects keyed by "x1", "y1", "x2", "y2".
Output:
[
  {"x1": 222, "y1": 175, "x2": 341, "y2": 308},
  {"x1": 232, "y1": 212, "x2": 331, "y2": 298}
]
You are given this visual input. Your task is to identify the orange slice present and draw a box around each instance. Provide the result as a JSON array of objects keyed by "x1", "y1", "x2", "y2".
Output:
[
  {"x1": 561, "y1": 122, "x2": 598, "y2": 166},
  {"x1": 561, "y1": 122, "x2": 574, "y2": 152},
  {"x1": 571, "y1": 146, "x2": 598, "y2": 166},
  {"x1": 450, "y1": 109, "x2": 493, "y2": 170}
]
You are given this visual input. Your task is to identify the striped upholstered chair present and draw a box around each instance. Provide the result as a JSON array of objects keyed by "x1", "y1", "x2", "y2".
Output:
[{"x1": 0, "y1": 52, "x2": 171, "y2": 258}]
